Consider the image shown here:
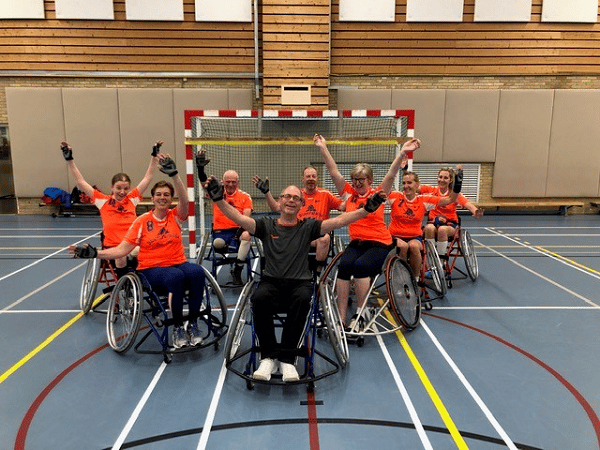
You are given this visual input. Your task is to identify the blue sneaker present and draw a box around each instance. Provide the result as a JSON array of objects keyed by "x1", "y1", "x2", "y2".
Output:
[{"x1": 187, "y1": 321, "x2": 203, "y2": 346}]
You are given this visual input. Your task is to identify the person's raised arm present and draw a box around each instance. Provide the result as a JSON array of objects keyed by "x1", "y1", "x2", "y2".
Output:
[
  {"x1": 61, "y1": 142, "x2": 95, "y2": 198},
  {"x1": 135, "y1": 140, "x2": 162, "y2": 195},
  {"x1": 69, "y1": 240, "x2": 136, "y2": 261},
  {"x1": 158, "y1": 154, "x2": 188, "y2": 220},
  {"x1": 253, "y1": 175, "x2": 279, "y2": 212},
  {"x1": 207, "y1": 177, "x2": 256, "y2": 234},
  {"x1": 438, "y1": 167, "x2": 463, "y2": 207},
  {"x1": 314, "y1": 134, "x2": 346, "y2": 195},
  {"x1": 380, "y1": 138, "x2": 421, "y2": 194},
  {"x1": 320, "y1": 192, "x2": 385, "y2": 235}
]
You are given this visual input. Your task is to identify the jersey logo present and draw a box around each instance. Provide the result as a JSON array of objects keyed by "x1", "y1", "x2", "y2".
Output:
[
  {"x1": 270, "y1": 234, "x2": 279, "y2": 240},
  {"x1": 146, "y1": 221, "x2": 154, "y2": 232}
]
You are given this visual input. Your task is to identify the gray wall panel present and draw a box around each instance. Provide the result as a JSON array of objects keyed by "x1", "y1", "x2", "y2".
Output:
[
  {"x1": 493, "y1": 90, "x2": 554, "y2": 197},
  {"x1": 337, "y1": 89, "x2": 393, "y2": 110}
]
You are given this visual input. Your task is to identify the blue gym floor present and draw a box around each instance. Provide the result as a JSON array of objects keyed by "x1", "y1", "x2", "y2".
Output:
[{"x1": 1, "y1": 213, "x2": 599, "y2": 450}]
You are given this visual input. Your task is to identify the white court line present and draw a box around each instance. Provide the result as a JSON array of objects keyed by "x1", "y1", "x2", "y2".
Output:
[
  {"x1": 1, "y1": 309, "x2": 82, "y2": 313},
  {"x1": 0, "y1": 230, "x2": 100, "y2": 282},
  {"x1": 478, "y1": 231, "x2": 600, "y2": 308},
  {"x1": 1, "y1": 262, "x2": 86, "y2": 312},
  {"x1": 431, "y1": 306, "x2": 600, "y2": 310},
  {"x1": 196, "y1": 360, "x2": 228, "y2": 450},
  {"x1": 376, "y1": 333, "x2": 433, "y2": 450},
  {"x1": 420, "y1": 320, "x2": 519, "y2": 450},
  {"x1": 112, "y1": 362, "x2": 168, "y2": 450}
]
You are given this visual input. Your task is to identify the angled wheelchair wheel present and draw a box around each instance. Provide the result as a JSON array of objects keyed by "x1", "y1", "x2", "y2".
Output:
[
  {"x1": 80, "y1": 258, "x2": 102, "y2": 314},
  {"x1": 386, "y1": 255, "x2": 421, "y2": 330},
  {"x1": 425, "y1": 239, "x2": 447, "y2": 296},
  {"x1": 319, "y1": 282, "x2": 349, "y2": 368},
  {"x1": 224, "y1": 279, "x2": 254, "y2": 363},
  {"x1": 201, "y1": 266, "x2": 228, "y2": 343},
  {"x1": 460, "y1": 228, "x2": 479, "y2": 281},
  {"x1": 196, "y1": 230, "x2": 212, "y2": 265},
  {"x1": 106, "y1": 273, "x2": 143, "y2": 353}
]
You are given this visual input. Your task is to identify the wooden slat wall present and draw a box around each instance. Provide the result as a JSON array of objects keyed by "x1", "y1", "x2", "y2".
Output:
[
  {"x1": 331, "y1": 0, "x2": 600, "y2": 75},
  {"x1": 261, "y1": 0, "x2": 330, "y2": 109},
  {"x1": 0, "y1": 0, "x2": 255, "y2": 72}
]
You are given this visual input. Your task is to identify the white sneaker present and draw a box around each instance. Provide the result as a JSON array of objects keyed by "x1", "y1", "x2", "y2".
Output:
[
  {"x1": 280, "y1": 362, "x2": 300, "y2": 382},
  {"x1": 253, "y1": 358, "x2": 278, "y2": 381}
]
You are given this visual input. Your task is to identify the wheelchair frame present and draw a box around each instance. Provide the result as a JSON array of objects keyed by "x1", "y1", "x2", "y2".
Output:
[
  {"x1": 224, "y1": 275, "x2": 344, "y2": 391},
  {"x1": 105, "y1": 266, "x2": 228, "y2": 364},
  {"x1": 79, "y1": 257, "x2": 117, "y2": 314},
  {"x1": 443, "y1": 225, "x2": 479, "y2": 288}
]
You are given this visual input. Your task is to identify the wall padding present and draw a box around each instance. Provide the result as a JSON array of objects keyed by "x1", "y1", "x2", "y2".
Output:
[{"x1": 493, "y1": 90, "x2": 554, "y2": 197}]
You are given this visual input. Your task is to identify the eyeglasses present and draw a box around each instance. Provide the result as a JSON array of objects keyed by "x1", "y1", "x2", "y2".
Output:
[
  {"x1": 280, "y1": 193, "x2": 302, "y2": 202},
  {"x1": 352, "y1": 177, "x2": 368, "y2": 183}
]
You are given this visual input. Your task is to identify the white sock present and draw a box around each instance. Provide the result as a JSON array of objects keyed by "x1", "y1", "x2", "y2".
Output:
[
  {"x1": 436, "y1": 240, "x2": 448, "y2": 255},
  {"x1": 237, "y1": 239, "x2": 251, "y2": 261}
]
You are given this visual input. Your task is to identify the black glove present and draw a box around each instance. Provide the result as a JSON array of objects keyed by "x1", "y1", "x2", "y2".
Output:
[
  {"x1": 255, "y1": 177, "x2": 269, "y2": 194},
  {"x1": 61, "y1": 143, "x2": 73, "y2": 161},
  {"x1": 453, "y1": 169, "x2": 463, "y2": 194},
  {"x1": 364, "y1": 193, "x2": 385, "y2": 213},
  {"x1": 207, "y1": 178, "x2": 224, "y2": 202},
  {"x1": 159, "y1": 157, "x2": 178, "y2": 177},
  {"x1": 195, "y1": 152, "x2": 210, "y2": 182},
  {"x1": 74, "y1": 244, "x2": 97, "y2": 259},
  {"x1": 151, "y1": 142, "x2": 162, "y2": 157}
]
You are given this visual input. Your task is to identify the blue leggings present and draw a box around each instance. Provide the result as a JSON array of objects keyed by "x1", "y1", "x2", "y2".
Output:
[
  {"x1": 140, "y1": 262, "x2": 206, "y2": 327},
  {"x1": 337, "y1": 242, "x2": 391, "y2": 280}
]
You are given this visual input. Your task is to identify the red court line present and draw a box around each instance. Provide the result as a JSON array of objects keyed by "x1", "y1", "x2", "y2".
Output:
[
  {"x1": 425, "y1": 312, "x2": 600, "y2": 450},
  {"x1": 306, "y1": 388, "x2": 320, "y2": 450}
]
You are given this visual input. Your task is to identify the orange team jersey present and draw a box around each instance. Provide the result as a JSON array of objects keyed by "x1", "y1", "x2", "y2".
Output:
[
  {"x1": 341, "y1": 182, "x2": 392, "y2": 245},
  {"x1": 93, "y1": 187, "x2": 142, "y2": 247},
  {"x1": 420, "y1": 184, "x2": 469, "y2": 223},
  {"x1": 298, "y1": 188, "x2": 343, "y2": 221},
  {"x1": 212, "y1": 188, "x2": 253, "y2": 231},
  {"x1": 124, "y1": 208, "x2": 187, "y2": 271},
  {"x1": 388, "y1": 191, "x2": 443, "y2": 238}
]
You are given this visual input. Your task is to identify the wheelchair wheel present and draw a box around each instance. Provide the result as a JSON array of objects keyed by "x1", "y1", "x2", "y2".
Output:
[
  {"x1": 106, "y1": 273, "x2": 143, "y2": 353},
  {"x1": 80, "y1": 258, "x2": 102, "y2": 314},
  {"x1": 319, "y1": 283, "x2": 349, "y2": 368},
  {"x1": 224, "y1": 279, "x2": 254, "y2": 363},
  {"x1": 425, "y1": 239, "x2": 447, "y2": 296},
  {"x1": 196, "y1": 230, "x2": 211, "y2": 264},
  {"x1": 460, "y1": 228, "x2": 478, "y2": 281},
  {"x1": 386, "y1": 255, "x2": 421, "y2": 330},
  {"x1": 201, "y1": 266, "x2": 228, "y2": 342}
]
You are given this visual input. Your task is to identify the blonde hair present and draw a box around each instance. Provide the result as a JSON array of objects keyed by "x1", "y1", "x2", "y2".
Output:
[{"x1": 350, "y1": 163, "x2": 373, "y2": 182}]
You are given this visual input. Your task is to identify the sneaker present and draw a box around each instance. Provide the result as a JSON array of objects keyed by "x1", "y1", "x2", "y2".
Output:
[
  {"x1": 253, "y1": 358, "x2": 278, "y2": 381},
  {"x1": 280, "y1": 362, "x2": 300, "y2": 382},
  {"x1": 424, "y1": 270, "x2": 432, "y2": 279},
  {"x1": 348, "y1": 314, "x2": 364, "y2": 332},
  {"x1": 187, "y1": 321, "x2": 203, "y2": 346},
  {"x1": 230, "y1": 265, "x2": 244, "y2": 286},
  {"x1": 173, "y1": 325, "x2": 188, "y2": 349}
]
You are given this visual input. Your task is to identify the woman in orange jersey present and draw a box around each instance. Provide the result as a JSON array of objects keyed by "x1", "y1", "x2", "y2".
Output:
[
  {"x1": 71, "y1": 155, "x2": 206, "y2": 350},
  {"x1": 314, "y1": 134, "x2": 421, "y2": 328},
  {"x1": 61, "y1": 140, "x2": 161, "y2": 278},
  {"x1": 421, "y1": 166, "x2": 482, "y2": 257},
  {"x1": 388, "y1": 170, "x2": 462, "y2": 279}
]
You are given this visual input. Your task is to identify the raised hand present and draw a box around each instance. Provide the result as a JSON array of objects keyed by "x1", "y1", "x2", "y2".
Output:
[
  {"x1": 206, "y1": 177, "x2": 224, "y2": 202},
  {"x1": 60, "y1": 142, "x2": 73, "y2": 161},
  {"x1": 253, "y1": 175, "x2": 269, "y2": 194},
  {"x1": 151, "y1": 140, "x2": 163, "y2": 157},
  {"x1": 364, "y1": 191, "x2": 386, "y2": 213},
  {"x1": 159, "y1": 155, "x2": 178, "y2": 177}
]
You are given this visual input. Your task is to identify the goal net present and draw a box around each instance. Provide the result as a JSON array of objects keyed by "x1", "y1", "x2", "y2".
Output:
[{"x1": 183, "y1": 109, "x2": 415, "y2": 257}]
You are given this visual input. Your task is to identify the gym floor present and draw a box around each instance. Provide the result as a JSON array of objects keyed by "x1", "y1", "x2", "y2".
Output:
[{"x1": 0, "y1": 213, "x2": 599, "y2": 450}]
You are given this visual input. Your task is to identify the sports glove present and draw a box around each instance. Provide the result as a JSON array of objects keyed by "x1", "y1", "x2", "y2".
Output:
[
  {"x1": 364, "y1": 193, "x2": 385, "y2": 213},
  {"x1": 159, "y1": 157, "x2": 178, "y2": 177},
  {"x1": 151, "y1": 142, "x2": 162, "y2": 157},
  {"x1": 255, "y1": 177, "x2": 269, "y2": 194},
  {"x1": 207, "y1": 178, "x2": 224, "y2": 202},
  {"x1": 195, "y1": 152, "x2": 210, "y2": 182},
  {"x1": 453, "y1": 169, "x2": 463, "y2": 194},
  {"x1": 74, "y1": 244, "x2": 97, "y2": 259},
  {"x1": 61, "y1": 142, "x2": 73, "y2": 161}
]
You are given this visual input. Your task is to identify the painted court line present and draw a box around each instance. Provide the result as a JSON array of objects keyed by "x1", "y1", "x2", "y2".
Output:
[
  {"x1": 421, "y1": 320, "x2": 518, "y2": 450},
  {"x1": 196, "y1": 360, "x2": 228, "y2": 450}
]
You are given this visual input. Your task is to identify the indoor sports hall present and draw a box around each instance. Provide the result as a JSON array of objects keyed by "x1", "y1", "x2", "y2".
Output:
[{"x1": 2, "y1": 1, "x2": 600, "y2": 449}]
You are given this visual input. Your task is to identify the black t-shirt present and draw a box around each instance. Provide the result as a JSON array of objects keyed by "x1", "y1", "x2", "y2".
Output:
[{"x1": 254, "y1": 217, "x2": 322, "y2": 280}]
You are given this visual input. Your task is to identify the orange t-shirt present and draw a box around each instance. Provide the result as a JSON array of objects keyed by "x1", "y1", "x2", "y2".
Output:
[
  {"x1": 419, "y1": 184, "x2": 468, "y2": 223},
  {"x1": 212, "y1": 188, "x2": 253, "y2": 231},
  {"x1": 124, "y1": 208, "x2": 187, "y2": 270},
  {"x1": 93, "y1": 188, "x2": 142, "y2": 247},
  {"x1": 341, "y1": 182, "x2": 392, "y2": 245},
  {"x1": 388, "y1": 192, "x2": 442, "y2": 238},
  {"x1": 298, "y1": 188, "x2": 343, "y2": 221}
]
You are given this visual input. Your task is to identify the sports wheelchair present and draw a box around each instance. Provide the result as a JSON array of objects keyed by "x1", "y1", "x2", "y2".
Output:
[
  {"x1": 419, "y1": 239, "x2": 448, "y2": 310},
  {"x1": 319, "y1": 249, "x2": 421, "y2": 348},
  {"x1": 441, "y1": 222, "x2": 479, "y2": 288},
  {"x1": 105, "y1": 266, "x2": 227, "y2": 363},
  {"x1": 196, "y1": 229, "x2": 262, "y2": 287},
  {"x1": 224, "y1": 274, "x2": 346, "y2": 391}
]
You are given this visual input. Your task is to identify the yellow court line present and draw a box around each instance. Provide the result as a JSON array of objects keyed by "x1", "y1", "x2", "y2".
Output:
[
  {"x1": 535, "y1": 245, "x2": 600, "y2": 276},
  {"x1": 0, "y1": 294, "x2": 106, "y2": 385},
  {"x1": 380, "y1": 303, "x2": 468, "y2": 449}
]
